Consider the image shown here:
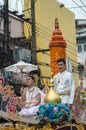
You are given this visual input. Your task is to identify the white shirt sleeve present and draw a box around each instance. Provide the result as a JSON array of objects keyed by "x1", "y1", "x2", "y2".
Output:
[{"x1": 68, "y1": 74, "x2": 75, "y2": 104}]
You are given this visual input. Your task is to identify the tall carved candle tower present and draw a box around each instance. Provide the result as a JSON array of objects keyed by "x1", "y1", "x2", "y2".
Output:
[{"x1": 49, "y1": 18, "x2": 67, "y2": 75}]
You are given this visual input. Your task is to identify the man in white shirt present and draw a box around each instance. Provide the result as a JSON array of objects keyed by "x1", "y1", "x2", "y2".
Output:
[{"x1": 53, "y1": 58, "x2": 75, "y2": 108}]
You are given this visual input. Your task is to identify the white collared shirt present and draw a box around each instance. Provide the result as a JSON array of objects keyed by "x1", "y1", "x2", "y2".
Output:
[{"x1": 53, "y1": 70, "x2": 75, "y2": 104}]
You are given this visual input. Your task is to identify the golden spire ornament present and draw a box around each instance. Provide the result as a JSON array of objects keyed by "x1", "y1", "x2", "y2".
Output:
[{"x1": 44, "y1": 72, "x2": 61, "y2": 103}]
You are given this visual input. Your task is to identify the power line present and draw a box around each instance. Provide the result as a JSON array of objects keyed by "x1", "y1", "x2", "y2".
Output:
[
  {"x1": 68, "y1": 6, "x2": 86, "y2": 9},
  {"x1": 21, "y1": 0, "x2": 85, "y2": 64},
  {"x1": 57, "y1": 0, "x2": 86, "y2": 18},
  {"x1": 35, "y1": 23, "x2": 85, "y2": 62},
  {"x1": 72, "y1": 0, "x2": 86, "y2": 12},
  {"x1": 80, "y1": 0, "x2": 86, "y2": 7},
  {"x1": 35, "y1": 24, "x2": 85, "y2": 63},
  {"x1": 1, "y1": 1, "x2": 85, "y2": 66}
]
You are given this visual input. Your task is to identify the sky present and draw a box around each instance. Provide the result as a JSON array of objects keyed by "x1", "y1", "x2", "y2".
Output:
[
  {"x1": 0, "y1": 0, "x2": 86, "y2": 19},
  {"x1": 0, "y1": 0, "x2": 23, "y2": 14},
  {"x1": 57, "y1": 0, "x2": 86, "y2": 19}
]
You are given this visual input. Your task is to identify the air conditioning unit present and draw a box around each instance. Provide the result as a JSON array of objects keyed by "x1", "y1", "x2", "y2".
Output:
[{"x1": 13, "y1": 47, "x2": 31, "y2": 62}]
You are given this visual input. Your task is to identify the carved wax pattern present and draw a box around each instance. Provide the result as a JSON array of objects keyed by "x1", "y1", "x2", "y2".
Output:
[
  {"x1": 49, "y1": 18, "x2": 66, "y2": 76},
  {"x1": 50, "y1": 47, "x2": 66, "y2": 75}
]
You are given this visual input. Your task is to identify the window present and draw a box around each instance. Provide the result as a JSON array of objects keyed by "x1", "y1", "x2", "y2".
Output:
[
  {"x1": 77, "y1": 39, "x2": 86, "y2": 44},
  {"x1": 78, "y1": 45, "x2": 82, "y2": 52},
  {"x1": 78, "y1": 44, "x2": 86, "y2": 53},
  {"x1": 84, "y1": 44, "x2": 86, "y2": 51}
]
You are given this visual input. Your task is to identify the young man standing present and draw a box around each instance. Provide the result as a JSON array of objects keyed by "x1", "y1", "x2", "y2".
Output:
[{"x1": 53, "y1": 58, "x2": 75, "y2": 108}]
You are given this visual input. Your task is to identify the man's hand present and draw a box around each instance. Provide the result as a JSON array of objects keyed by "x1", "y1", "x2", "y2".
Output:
[{"x1": 68, "y1": 104, "x2": 72, "y2": 109}]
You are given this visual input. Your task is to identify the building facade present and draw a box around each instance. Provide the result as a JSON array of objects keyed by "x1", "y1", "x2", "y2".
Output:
[
  {"x1": 24, "y1": 0, "x2": 78, "y2": 86},
  {"x1": 76, "y1": 19, "x2": 86, "y2": 87},
  {"x1": 0, "y1": 12, "x2": 31, "y2": 95},
  {"x1": 0, "y1": 0, "x2": 78, "y2": 87},
  {"x1": 0, "y1": 14, "x2": 31, "y2": 67}
]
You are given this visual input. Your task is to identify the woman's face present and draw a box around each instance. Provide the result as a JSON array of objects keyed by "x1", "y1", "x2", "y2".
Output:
[{"x1": 26, "y1": 76, "x2": 34, "y2": 87}]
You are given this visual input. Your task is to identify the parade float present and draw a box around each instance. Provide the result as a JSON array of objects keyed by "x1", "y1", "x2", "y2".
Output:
[
  {"x1": 0, "y1": 74, "x2": 85, "y2": 130},
  {"x1": 0, "y1": 18, "x2": 86, "y2": 130}
]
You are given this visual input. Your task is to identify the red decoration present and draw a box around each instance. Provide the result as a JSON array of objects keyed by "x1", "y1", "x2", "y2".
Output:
[
  {"x1": 0, "y1": 77, "x2": 4, "y2": 86},
  {"x1": 7, "y1": 91, "x2": 17, "y2": 113}
]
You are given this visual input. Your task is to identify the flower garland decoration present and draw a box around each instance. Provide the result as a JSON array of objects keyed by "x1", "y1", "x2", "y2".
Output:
[
  {"x1": 37, "y1": 102, "x2": 71, "y2": 124},
  {"x1": 81, "y1": 91, "x2": 86, "y2": 104}
]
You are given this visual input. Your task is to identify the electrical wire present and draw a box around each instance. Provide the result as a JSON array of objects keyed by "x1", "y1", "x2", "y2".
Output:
[
  {"x1": 1, "y1": 0, "x2": 86, "y2": 73},
  {"x1": 68, "y1": 6, "x2": 86, "y2": 9},
  {"x1": 57, "y1": 0, "x2": 86, "y2": 18},
  {"x1": 35, "y1": 23, "x2": 85, "y2": 62},
  {"x1": 1, "y1": 4, "x2": 82, "y2": 67},
  {"x1": 36, "y1": 33, "x2": 82, "y2": 63},
  {"x1": 72, "y1": 0, "x2": 86, "y2": 13},
  {"x1": 80, "y1": 0, "x2": 86, "y2": 7}
]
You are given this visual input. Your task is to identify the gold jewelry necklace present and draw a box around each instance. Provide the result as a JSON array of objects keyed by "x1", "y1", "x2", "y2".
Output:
[
  {"x1": 58, "y1": 79, "x2": 60, "y2": 83},
  {"x1": 58, "y1": 71, "x2": 66, "y2": 83},
  {"x1": 28, "y1": 86, "x2": 35, "y2": 100},
  {"x1": 28, "y1": 86, "x2": 34, "y2": 92},
  {"x1": 58, "y1": 72, "x2": 63, "y2": 83},
  {"x1": 58, "y1": 74, "x2": 61, "y2": 83}
]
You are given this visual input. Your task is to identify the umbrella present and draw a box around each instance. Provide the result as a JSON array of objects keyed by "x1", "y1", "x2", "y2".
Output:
[{"x1": 4, "y1": 60, "x2": 38, "y2": 73}]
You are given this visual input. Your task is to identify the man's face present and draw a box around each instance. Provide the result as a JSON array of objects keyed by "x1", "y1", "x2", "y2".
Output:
[{"x1": 57, "y1": 61, "x2": 66, "y2": 72}]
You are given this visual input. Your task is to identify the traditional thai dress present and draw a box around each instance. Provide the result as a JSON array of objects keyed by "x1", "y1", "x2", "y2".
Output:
[
  {"x1": 19, "y1": 86, "x2": 45, "y2": 116},
  {"x1": 53, "y1": 70, "x2": 75, "y2": 104}
]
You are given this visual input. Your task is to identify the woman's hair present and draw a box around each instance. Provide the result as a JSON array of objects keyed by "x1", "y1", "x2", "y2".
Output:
[{"x1": 27, "y1": 74, "x2": 35, "y2": 81}]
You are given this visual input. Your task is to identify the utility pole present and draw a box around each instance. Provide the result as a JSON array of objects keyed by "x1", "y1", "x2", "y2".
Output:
[
  {"x1": 3, "y1": 0, "x2": 10, "y2": 66},
  {"x1": 31, "y1": 0, "x2": 37, "y2": 64},
  {"x1": 1, "y1": 0, "x2": 37, "y2": 66}
]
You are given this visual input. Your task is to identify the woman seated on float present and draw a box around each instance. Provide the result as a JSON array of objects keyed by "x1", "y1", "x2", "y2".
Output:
[{"x1": 18, "y1": 74, "x2": 45, "y2": 116}]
